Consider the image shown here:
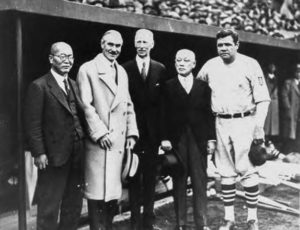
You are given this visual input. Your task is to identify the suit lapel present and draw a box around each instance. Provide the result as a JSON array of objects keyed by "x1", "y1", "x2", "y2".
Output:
[
  {"x1": 46, "y1": 73, "x2": 72, "y2": 113},
  {"x1": 133, "y1": 59, "x2": 145, "y2": 84},
  {"x1": 189, "y1": 79, "x2": 199, "y2": 100},
  {"x1": 111, "y1": 64, "x2": 124, "y2": 110},
  {"x1": 95, "y1": 54, "x2": 117, "y2": 95},
  {"x1": 174, "y1": 77, "x2": 189, "y2": 98},
  {"x1": 147, "y1": 59, "x2": 160, "y2": 87},
  {"x1": 69, "y1": 79, "x2": 80, "y2": 103}
]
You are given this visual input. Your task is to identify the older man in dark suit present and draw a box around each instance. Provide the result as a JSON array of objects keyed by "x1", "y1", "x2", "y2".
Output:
[
  {"x1": 122, "y1": 29, "x2": 168, "y2": 230},
  {"x1": 161, "y1": 49, "x2": 215, "y2": 230},
  {"x1": 24, "y1": 42, "x2": 85, "y2": 230}
]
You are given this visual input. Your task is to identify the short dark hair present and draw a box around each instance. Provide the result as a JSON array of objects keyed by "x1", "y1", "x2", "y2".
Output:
[{"x1": 216, "y1": 29, "x2": 239, "y2": 44}]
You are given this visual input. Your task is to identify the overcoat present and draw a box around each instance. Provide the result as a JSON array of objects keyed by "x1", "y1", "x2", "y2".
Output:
[
  {"x1": 264, "y1": 77, "x2": 279, "y2": 136},
  {"x1": 77, "y1": 53, "x2": 139, "y2": 201},
  {"x1": 281, "y1": 78, "x2": 300, "y2": 139}
]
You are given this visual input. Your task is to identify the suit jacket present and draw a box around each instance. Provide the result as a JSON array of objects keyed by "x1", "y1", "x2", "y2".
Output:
[
  {"x1": 161, "y1": 77, "x2": 216, "y2": 151},
  {"x1": 122, "y1": 58, "x2": 167, "y2": 149},
  {"x1": 281, "y1": 78, "x2": 300, "y2": 139},
  {"x1": 24, "y1": 72, "x2": 85, "y2": 166},
  {"x1": 77, "y1": 53, "x2": 139, "y2": 201}
]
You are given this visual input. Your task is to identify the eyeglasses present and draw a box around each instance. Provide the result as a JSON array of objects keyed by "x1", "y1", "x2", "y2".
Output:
[{"x1": 51, "y1": 54, "x2": 74, "y2": 62}]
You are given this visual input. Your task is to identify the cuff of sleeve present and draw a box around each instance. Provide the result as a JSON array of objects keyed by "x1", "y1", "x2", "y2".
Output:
[
  {"x1": 253, "y1": 126, "x2": 265, "y2": 140},
  {"x1": 90, "y1": 130, "x2": 109, "y2": 143},
  {"x1": 208, "y1": 140, "x2": 216, "y2": 143}
]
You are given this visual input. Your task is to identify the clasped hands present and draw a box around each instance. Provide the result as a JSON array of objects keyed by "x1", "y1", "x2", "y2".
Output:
[{"x1": 98, "y1": 133, "x2": 136, "y2": 150}]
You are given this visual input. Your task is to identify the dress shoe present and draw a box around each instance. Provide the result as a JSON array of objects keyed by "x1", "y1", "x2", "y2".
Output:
[
  {"x1": 247, "y1": 219, "x2": 259, "y2": 230},
  {"x1": 203, "y1": 226, "x2": 211, "y2": 230},
  {"x1": 218, "y1": 219, "x2": 238, "y2": 230}
]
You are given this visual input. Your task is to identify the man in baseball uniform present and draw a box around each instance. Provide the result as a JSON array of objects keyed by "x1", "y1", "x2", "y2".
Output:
[{"x1": 197, "y1": 29, "x2": 270, "y2": 230}]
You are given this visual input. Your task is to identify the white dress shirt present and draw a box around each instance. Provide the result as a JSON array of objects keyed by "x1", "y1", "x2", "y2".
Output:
[
  {"x1": 51, "y1": 68, "x2": 69, "y2": 95},
  {"x1": 178, "y1": 73, "x2": 193, "y2": 94},
  {"x1": 136, "y1": 55, "x2": 150, "y2": 77}
]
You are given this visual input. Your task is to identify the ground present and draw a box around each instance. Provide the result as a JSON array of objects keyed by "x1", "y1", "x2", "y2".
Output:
[{"x1": 112, "y1": 184, "x2": 299, "y2": 230}]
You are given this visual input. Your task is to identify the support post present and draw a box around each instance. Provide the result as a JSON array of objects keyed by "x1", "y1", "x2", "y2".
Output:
[{"x1": 16, "y1": 13, "x2": 27, "y2": 230}]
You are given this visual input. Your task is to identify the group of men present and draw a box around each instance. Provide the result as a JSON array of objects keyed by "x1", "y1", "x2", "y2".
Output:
[{"x1": 25, "y1": 28, "x2": 271, "y2": 230}]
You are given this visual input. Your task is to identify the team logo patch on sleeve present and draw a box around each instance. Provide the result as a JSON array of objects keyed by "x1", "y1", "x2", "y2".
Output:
[{"x1": 258, "y1": 76, "x2": 264, "y2": 86}]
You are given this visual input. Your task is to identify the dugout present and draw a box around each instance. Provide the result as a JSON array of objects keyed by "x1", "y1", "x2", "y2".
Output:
[{"x1": 0, "y1": 0, "x2": 299, "y2": 229}]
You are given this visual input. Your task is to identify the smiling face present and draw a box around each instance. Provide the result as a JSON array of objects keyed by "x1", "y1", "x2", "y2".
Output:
[
  {"x1": 134, "y1": 29, "x2": 154, "y2": 59},
  {"x1": 217, "y1": 35, "x2": 239, "y2": 64},
  {"x1": 175, "y1": 49, "x2": 196, "y2": 77},
  {"x1": 49, "y1": 42, "x2": 74, "y2": 76},
  {"x1": 101, "y1": 31, "x2": 123, "y2": 62}
]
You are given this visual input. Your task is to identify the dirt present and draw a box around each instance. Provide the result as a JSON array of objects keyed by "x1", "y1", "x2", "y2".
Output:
[{"x1": 114, "y1": 184, "x2": 299, "y2": 230}]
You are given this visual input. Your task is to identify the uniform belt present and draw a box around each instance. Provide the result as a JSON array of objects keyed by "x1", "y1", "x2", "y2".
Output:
[{"x1": 215, "y1": 111, "x2": 252, "y2": 119}]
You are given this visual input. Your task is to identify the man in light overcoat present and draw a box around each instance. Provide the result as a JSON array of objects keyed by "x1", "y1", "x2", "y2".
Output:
[{"x1": 77, "y1": 30, "x2": 139, "y2": 230}]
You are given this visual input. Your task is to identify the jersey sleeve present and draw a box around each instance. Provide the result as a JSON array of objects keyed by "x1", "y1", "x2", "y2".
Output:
[
  {"x1": 249, "y1": 59, "x2": 270, "y2": 103},
  {"x1": 196, "y1": 62, "x2": 209, "y2": 82}
]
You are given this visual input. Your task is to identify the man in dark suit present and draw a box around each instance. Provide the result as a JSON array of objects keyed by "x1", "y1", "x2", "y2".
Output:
[
  {"x1": 24, "y1": 42, "x2": 85, "y2": 230},
  {"x1": 161, "y1": 49, "x2": 215, "y2": 230},
  {"x1": 122, "y1": 29, "x2": 167, "y2": 230}
]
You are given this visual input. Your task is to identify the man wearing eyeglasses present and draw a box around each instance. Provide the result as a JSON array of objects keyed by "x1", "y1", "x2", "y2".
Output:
[{"x1": 25, "y1": 42, "x2": 85, "y2": 230}]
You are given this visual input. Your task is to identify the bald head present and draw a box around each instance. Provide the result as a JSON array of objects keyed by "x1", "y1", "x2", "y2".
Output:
[
  {"x1": 50, "y1": 42, "x2": 72, "y2": 56},
  {"x1": 175, "y1": 49, "x2": 196, "y2": 77},
  {"x1": 101, "y1": 30, "x2": 123, "y2": 62},
  {"x1": 176, "y1": 49, "x2": 196, "y2": 61}
]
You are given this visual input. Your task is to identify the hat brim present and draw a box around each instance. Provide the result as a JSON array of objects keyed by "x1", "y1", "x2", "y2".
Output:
[
  {"x1": 158, "y1": 149, "x2": 185, "y2": 177},
  {"x1": 129, "y1": 153, "x2": 139, "y2": 177},
  {"x1": 122, "y1": 149, "x2": 139, "y2": 184}
]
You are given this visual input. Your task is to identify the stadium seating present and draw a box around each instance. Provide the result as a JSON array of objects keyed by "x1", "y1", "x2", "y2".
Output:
[{"x1": 68, "y1": 0, "x2": 299, "y2": 38}]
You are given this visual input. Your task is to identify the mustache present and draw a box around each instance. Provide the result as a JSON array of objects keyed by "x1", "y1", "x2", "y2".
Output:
[{"x1": 108, "y1": 51, "x2": 119, "y2": 55}]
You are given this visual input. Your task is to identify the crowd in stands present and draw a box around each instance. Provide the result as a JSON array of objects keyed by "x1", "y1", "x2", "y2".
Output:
[{"x1": 67, "y1": 0, "x2": 300, "y2": 39}]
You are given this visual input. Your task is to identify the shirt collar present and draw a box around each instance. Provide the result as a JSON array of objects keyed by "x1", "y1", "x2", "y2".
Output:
[
  {"x1": 136, "y1": 55, "x2": 150, "y2": 67},
  {"x1": 51, "y1": 68, "x2": 68, "y2": 84},
  {"x1": 99, "y1": 53, "x2": 117, "y2": 68},
  {"x1": 178, "y1": 73, "x2": 193, "y2": 81}
]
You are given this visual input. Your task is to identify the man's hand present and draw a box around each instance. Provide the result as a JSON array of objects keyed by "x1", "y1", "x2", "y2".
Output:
[
  {"x1": 125, "y1": 136, "x2": 136, "y2": 150},
  {"x1": 98, "y1": 134, "x2": 112, "y2": 150},
  {"x1": 207, "y1": 140, "x2": 216, "y2": 155},
  {"x1": 161, "y1": 140, "x2": 172, "y2": 151},
  {"x1": 34, "y1": 154, "x2": 48, "y2": 170}
]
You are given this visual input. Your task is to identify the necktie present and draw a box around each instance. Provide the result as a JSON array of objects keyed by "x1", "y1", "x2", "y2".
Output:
[
  {"x1": 141, "y1": 62, "x2": 147, "y2": 81},
  {"x1": 63, "y1": 78, "x2": 70, "y2": 95}
]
